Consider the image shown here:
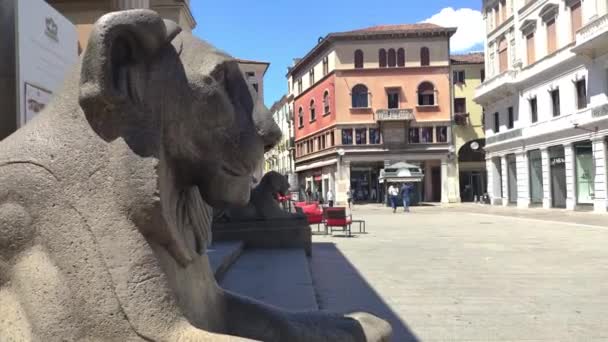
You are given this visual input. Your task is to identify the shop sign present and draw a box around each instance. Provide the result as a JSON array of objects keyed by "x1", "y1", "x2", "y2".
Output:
[
  {"x1": 551, "y1": 157, "x2": 565, "y2": 166},
  {"x1": 592, "y1": 104, "x2": 608, "y2": 118},
  {"x1": 486, "y1": 128, "x2": 522, "y2": 145}
]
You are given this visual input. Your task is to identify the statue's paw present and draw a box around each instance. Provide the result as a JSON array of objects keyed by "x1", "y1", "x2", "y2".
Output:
[
  {"x1": 170, "y1": 321, "x2": 253, "y2": 342},
  {"x1": 346, "y1": 312, "x2": 392, "y2": 342}
]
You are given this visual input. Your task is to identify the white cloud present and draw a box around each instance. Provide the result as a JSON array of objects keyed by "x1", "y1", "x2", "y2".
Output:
[{"x1": 423, "y1": 7, "x2": 484, "y2": 52}]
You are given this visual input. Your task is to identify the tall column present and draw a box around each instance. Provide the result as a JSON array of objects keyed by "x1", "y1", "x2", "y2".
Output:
[
  {"x1": 592, "y1": 137, "x2": 608, "y2": 212},
  {"x1": 516, "y1": 151, "x2": 530, "y2": 208},
  {"x1": 500, "y1": 155, "x2": 509, "y2": 206},
  {"x1": 486, "y1": 158, "x2": 495, "y2": 203},
  {"x1": 440, "y1": 158, "x2": 449, "y2": 204},
  {"x1": 336, "y1": 159, "x2": 351, "y2": 204},
  {"x1": 564, "y1": 143, "x2": 577, "y2": 210},
  {"x1": 113, "y1": 0, "x2": 150, "y2": 10},
  {"x1": 540, "y1": 148, "x2": 552, "y2": 209}
]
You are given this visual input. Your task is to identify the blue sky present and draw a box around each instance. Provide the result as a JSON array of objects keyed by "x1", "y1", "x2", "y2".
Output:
[{"x1": 191, "y1": 1, "x2": 484, "y2": 108}]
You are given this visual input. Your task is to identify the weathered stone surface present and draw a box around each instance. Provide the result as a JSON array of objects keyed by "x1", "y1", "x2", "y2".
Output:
[
  {"x1": 0, "y1": 9, "x2": 391, "y2": 341},
  {"x1": 213, "y1": 218, "x2": 312, "y2": 256}
]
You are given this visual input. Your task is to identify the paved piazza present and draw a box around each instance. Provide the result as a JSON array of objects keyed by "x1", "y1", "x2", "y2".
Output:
[{"x1": 310, "y1": 204, "x2": 608, "y2": 341}]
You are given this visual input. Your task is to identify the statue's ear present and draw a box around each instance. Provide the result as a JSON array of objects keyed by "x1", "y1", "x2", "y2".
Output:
[{"x1": 79, "y1": 10, "x2": 181, "y2": 128}]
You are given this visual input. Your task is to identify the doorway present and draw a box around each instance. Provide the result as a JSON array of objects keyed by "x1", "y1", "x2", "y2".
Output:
[
  {"x1": 460, "y1": 171, "x2": 487, "y2": 202},
  {"x1": 431, "y1": 167, "x2": 441, "y2": 202},
  {"x1": 550, "y1": 146, "x2": 567, "y2": 208}
]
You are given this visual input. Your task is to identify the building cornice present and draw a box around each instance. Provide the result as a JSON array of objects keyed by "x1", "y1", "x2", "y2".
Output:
[{"x1": 288, "y1": 27, "x2": 456, "y2": 77}]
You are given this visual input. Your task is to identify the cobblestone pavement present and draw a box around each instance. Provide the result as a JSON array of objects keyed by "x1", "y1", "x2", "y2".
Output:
[{"x1": 310, "y1": 204, "x2": 608, "y2": 341}]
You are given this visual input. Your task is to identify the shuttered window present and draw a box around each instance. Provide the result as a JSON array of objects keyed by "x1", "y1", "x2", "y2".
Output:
[
  {"x1": 571, "y1": 1, "x2": 582, "y2": 41},
  {"x1": 547, "y1": 19, "x2": 557, "y2": 54},
  {"x1": 526, "y1": 33, "x2": 535, "y2": 65}
]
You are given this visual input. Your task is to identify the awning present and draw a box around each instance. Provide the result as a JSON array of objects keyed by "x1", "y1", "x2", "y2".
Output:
[{"x1": 295, "y1": 158, "x2": 338, "y2": 172}]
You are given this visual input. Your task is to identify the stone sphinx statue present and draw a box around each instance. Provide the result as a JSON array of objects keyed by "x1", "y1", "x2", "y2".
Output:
[
  {"x1": 0, "y1": 10, "x2": 391, "y2": 341},
  {"x1": 216, "y1": 171, "x2": 297, "y2": 222}
]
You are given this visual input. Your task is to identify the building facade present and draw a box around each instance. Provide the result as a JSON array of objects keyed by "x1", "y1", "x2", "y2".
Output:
[
  {"x1": 264, "y1": 95, "x2": 297, "y2": 187},
  {"x1": 451, "y1": 53, "x2": 487, "y2": 202},
  {"x1": 475, "y1": 0, "x2": 608, "y2": 212},
  {"x1": 287, "y1": 24, "x2": 457, "y2": 204},
  {"x1": 48, "y1": 0, "x2": 196, "y2": 53}
]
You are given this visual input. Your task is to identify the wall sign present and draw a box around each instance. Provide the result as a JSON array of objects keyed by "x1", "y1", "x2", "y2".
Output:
[{"x1": 15, "y1": 0, "x2": 77, "y2": 127}]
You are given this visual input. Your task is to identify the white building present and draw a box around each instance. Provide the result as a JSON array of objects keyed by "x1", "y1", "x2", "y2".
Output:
[
  {"x1": 264, "y1": 95, "x2": 297, "y2": 188},
  {"x1": 475, "y1": 0, "x2": 608, "y2": 212}
]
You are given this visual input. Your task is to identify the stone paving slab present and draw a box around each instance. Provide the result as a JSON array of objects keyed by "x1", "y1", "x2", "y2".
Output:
[
  {"x1": 220, "y1": 248, "x2": 318, "y2": 312},
  {"x1": 310, "y1": 205, "x2": 608, "y2": 341}
]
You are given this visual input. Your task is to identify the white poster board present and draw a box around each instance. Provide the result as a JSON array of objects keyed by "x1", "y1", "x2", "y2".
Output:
[{"x1": 15, "y1": 0, "x2": 78, "y2": 127}]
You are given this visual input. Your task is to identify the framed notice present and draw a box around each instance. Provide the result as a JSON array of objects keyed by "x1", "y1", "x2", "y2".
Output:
[
  {"x1": 24, "y1": 83, "x2": 52, "y2": 122},
  {"x1": 15, "y1": 0, "x2": 77, "y2": 127}
]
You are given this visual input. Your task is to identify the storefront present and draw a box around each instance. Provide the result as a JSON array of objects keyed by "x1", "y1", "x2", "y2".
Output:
[
  {"x1": 575, "y1": 141, "x2": 595, "y2": 205},
  {"x1": 528, "y1": 149, "x2": 543, "y2": 204},
  {"x1": 549, "y1": 145, "x2": 567, "y2": 208},
  {"x1": 350, "y1": 164, "x2": 382, "y2": 203}
]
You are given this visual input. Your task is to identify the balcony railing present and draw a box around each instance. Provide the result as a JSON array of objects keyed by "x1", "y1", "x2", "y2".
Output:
[
  {"x1": 376, "y1": 108, "x2": 415, "y2": 121},
  {"x1": 573, "y1": 13, "x2": 608, "y2": 54}
]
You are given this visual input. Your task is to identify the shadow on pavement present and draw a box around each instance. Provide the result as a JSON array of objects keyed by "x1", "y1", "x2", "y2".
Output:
[{"x1": 310, "y1": 242, "x2": 419, "y2": 342}]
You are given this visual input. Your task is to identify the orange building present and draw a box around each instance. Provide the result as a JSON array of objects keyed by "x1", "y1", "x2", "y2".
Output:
[{"x1": 287, "y1": 24, "x2": 457, "y2": 204}]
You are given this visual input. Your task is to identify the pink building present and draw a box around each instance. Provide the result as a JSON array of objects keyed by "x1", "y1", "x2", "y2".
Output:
[{"x1": 288, "y1": 24, "x2": 457, "y2": 204}]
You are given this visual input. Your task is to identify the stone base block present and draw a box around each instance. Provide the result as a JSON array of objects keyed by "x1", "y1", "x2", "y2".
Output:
[{"x1": 213, "y1": 217, "x2": 312, "y2": 256}]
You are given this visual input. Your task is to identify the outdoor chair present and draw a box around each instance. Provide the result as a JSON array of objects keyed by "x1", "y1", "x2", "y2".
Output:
[
  {"x1": 295, "y1": 204, "x2": 324, "y2": 232},
  {"x1": 324, "y1": 207, "x2": 352, "y2": 237}
]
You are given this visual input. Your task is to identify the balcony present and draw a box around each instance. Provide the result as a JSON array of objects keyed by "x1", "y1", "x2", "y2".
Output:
[
  {"x1": 572, "y1": 13, "x2": 608, "y2": 57},
  {"x1": 473, "y1": 70, "x2": 517, "y2": 106},
  {"x1": 375, "y1": 108, "x2": 415, "y2": 121},
  {"x1": 454, "y1": 113, "x2": 470, "y2": 126}
]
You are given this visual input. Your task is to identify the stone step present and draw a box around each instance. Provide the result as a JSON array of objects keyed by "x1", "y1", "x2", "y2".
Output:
[
  {"x1": 207, "y1": 241, "x2": 244, "y2": 281},
  {"x1": 220, "y1": 248, "x2": 319, "y2": 312}
]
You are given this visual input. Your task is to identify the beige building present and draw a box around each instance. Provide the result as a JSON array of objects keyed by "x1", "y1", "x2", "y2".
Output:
[
  {"x1": 451, "y1": 53, "x2": 486, "y2": 202},
  {"x1": 236, "y1": 59, "x2": 270, "y2": 106},
  {"x1": 48, "y1": 0, "x2": 196, "y2": 53}
]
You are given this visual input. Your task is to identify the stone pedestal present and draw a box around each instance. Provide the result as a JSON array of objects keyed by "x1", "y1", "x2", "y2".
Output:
[{"x1": 213, "y1": 217, "x2": 312, "y2": 256}]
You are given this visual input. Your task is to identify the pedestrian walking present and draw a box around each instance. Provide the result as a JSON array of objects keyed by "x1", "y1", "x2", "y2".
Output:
[
  {"x1": 305, "y1": 186, "x2": 312, "y2": 203},
  {"x1": 388, "y1": 184, "x2": 399, "y2": 213},
  {"x1": 400, "y1": 183, "x2": 414, "y2": 212},
  {"x1": 326, "y1": 189, "x2": 334, "y2": 207},
  {"x1": 346, "y1": 188, "x2": 353, "y2": 208}
]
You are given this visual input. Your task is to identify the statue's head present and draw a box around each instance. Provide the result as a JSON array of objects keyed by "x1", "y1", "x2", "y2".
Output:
[
  {"x1": 79, "y1": 9, "x2": 281, "y2": 209},
  {"x1": 260, "y1": 171, "x2": 290, "y2": 196}
]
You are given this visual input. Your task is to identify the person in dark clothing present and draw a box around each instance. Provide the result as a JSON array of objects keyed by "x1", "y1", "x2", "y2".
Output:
[{"x1": 400, "y1": 183, "x2": 414, "y2": 212}]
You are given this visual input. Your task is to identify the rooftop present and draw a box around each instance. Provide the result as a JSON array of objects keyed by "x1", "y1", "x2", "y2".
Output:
[
  {"x1": 450, "y1": 52, "x2": 485, "y2": 65},
  {"x1": 340, "y1": 23, "x2": 443, "y2": 34},
  {"x1": 288, "y1": 23, "x2": 456, "y2": 77}
]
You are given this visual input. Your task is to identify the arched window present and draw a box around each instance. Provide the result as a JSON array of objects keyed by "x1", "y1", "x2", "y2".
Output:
[
  {"x1": 323, "y1": 91, "x2": 330, "y2": 114},
  {"x1": 351, "y1": 84, "x2": 369, "y2": 108},
  {"x1": 298, "y1": 107, "x2": 304, "y2": 127},
  {"x1": 417, "y1": 82, "x2": 435, "y2": 106},
  {"x1": 309, "y1": 99, "x2": 316, "y2": 121},
  {"x1": 379, "y1": 49, "x2": 387, "y2": 68},
  {"x1": 354, "y1": 49, "x2": 364, "y2": 68},
  {"x1": 397, "y1": 48, "x2": 405, "y2": 67},
  {"x1": 420, "y1": 47, "x2": 430, "y2": 66},
  {"x1": 388, "y1": 48, "x2": 396, "y2": 67}
]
